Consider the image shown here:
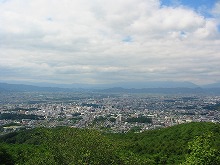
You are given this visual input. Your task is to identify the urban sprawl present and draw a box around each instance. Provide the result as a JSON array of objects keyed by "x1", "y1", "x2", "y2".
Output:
[{"x1": 1, "y1": 92, "x2": 220, "y2": 134}]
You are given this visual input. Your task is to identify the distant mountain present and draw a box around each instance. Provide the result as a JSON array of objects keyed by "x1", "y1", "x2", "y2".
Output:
[
  {"x1": 202, "y1": 82, "x2": 220, "y2": 88},
  {"x1": 100, "y1": 87, "x2": 205, "y2": 94},
  {"x1": 108, "y1": 81, "x2": 199, "y2": 88},
  {"x1": 1, "y1": 81, "x2": 199, "y2": 89},
  {"x1": 0, "y1": 81, "x2": 91, "y2": 89},
  {"x1": 1, "y1": 82, "x2": 220, "y2": 94},
  {"x1": 0, "y1": 82, "x2": 83, "y2": 92}
]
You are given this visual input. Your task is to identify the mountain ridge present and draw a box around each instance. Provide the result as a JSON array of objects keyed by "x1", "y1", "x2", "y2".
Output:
[
  {"x1": 0, "y1": 80, "x2": 199, "y2": 89},
  {"x1": 0, "y1": 81, "x2": 220, "y2": 94}
]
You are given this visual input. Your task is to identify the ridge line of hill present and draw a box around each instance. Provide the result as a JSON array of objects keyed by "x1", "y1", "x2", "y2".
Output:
[{"x1": 1, "y1": 82, "x2": 220, "y2": 94}]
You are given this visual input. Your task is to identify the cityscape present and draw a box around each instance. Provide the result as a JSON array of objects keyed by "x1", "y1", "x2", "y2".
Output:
[
  {"x1": 1, "y1": 91, "x2": 220, "y2": 134},
  {"x1": 1, "y1": 0, "x2": 220, "y2": 164}
]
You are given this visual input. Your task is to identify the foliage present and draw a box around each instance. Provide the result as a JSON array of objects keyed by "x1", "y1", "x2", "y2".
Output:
[
  {"x1": 107, "y1": 122, "x2": 220, "y2": 164},
  {"x1": 109, "y1": 117, "x2": 116, "y2": 122},
  {"x1": 0, "y1": 113, "x2": 44, "y2": 120},
  {"x1": 182, "y1": 133, "x2": 220, "y2": 165},
  {"x1": 2, "y1": 122, "x2": 22, "y2": 127},
  {"x1": 9, "y1": 107, "x2": 39, "y2": 111},
  {"x1": 70, "y1": 116, "x2": 83, "y2": 123},
  {"x1": 129, "y1": 126, "x2": 142, "y2": 133},
  {"x1": 93, "y1": 116, "x2": 107, "y2": 123},
  {"x1": 0, "y1": 145, "x2": 14, "y2": 165},
  {"x1": 126, "y1": 116, "x2": 152, "y2": 123},
  {"x1": 0, "y1": 122, "x2": 220, "y2": 164},
  {"x1": 0, "y1": 127, "x2": 121, "y2": 164},
  {"x1": 72, "y1": 112, "x2": 81, "y2": 117},
  {"x1": 81, "y1": 103, "x2": 101, "y2": 108}
]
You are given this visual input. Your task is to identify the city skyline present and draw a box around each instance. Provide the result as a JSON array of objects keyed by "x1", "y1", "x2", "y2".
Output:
[{"x1": 0, "y1": 0, "x2": 220, "y2": 85}]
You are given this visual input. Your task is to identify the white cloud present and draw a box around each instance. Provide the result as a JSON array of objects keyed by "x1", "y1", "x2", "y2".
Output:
[
  {"x1": 0, "y1": 0, "x2": 220, "y2": 85},
  {"x1": 212, "y1": 1, "x2": 220, "y2": 16}
]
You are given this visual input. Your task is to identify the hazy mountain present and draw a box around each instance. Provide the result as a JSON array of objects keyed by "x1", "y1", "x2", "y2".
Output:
[
  {"x1": 202, "y1": 82, "x2": 220, "y2": 88},
  {"x1": 108, "y1": 81, "x2": 199, "y2": 89},
  {"x1": 100, "y1": 87, "x2": 205, "y2": 94},
  {"x1": 1, "y1": 81, "x2": 220, "y2": 94},
  {"x1": 1, "y1": 81, "x2": 199, "y2": 89},
  {"x1": 0, "y1": 82, "x2": 83, "y2": 92}
]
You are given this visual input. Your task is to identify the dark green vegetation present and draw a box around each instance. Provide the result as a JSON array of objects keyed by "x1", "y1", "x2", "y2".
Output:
[
  {"x1": 0, "y1": 113, "x2": 44, "y2": 120},
  {"x1": 81, "y1": 103, "x2": 101, "y2": 108},
  {"x1": 0, "y1": 122, "x2": 220, "y2": 165},
  {"x1": 8, "y1": 107, "x2": 39, "y2": 111},
  {"x1": 126, "y1": 116, "x2": 152, "y2": 123}
]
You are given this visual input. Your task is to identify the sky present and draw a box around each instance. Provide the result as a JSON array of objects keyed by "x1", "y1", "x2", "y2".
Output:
[{"x1": 0, "y1": 0, "x2": 220, "y2": 85}]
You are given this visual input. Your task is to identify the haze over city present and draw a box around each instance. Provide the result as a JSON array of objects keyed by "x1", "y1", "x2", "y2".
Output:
[{"x1": 0, "y1": 0, "x2": 220, "y2": 86}]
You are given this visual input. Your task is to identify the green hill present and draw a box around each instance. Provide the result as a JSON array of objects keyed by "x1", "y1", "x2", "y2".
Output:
[{"x1": 1, "y1": 122, "x2": 220, "y2": 165}]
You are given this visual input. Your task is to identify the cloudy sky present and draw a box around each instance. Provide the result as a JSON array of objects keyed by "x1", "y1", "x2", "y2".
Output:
[{"x1": 0, "y1": 0, "x2": 220, "y2": 85}]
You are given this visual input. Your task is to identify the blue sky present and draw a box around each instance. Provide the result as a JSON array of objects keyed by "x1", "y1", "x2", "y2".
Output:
[
  {"x1": 161, "y1": 0, "x2": 217, "y2": 9},
  {"x1": 161, "y1": 0, "x2": 217, "y2": 17},
  {"x1": 0, "y1": 0, "x2": 220, "y2": 85}
]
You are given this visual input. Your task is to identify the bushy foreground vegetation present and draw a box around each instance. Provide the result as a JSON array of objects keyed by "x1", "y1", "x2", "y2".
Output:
[{"x1": 1, "y1": 122, "x2": 220, "y2": 164}]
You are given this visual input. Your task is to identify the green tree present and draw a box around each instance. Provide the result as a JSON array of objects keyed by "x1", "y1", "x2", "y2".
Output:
[
  {"x1": 182, "y1": 132, "x2": 220, "y2": 165},
  {"x1": 0, "y1": 145, "x2": 14, "y2": 165}
]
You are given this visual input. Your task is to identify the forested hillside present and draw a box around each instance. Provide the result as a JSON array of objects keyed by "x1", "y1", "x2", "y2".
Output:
[{"x1": 1, "y1": 122, "x2": 220, "y2": 164}]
